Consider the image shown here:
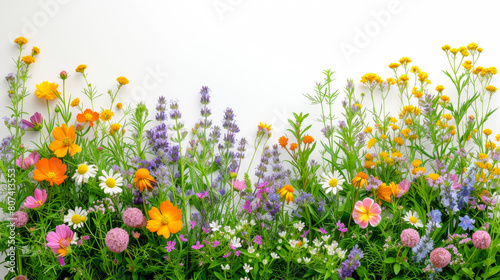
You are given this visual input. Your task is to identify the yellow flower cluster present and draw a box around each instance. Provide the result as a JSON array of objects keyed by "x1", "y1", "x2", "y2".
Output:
[{"x1": 360, "y1": 73, "x2": 383, "y2": 85}]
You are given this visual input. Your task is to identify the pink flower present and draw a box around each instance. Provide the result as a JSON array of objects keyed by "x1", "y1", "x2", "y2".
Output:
[
  {"x1": 318, "y1": 227, "x2": 328, "y2": 234},
  {"x1": 46, "y1": 224, "x2": 77, "y2": 256},
  {"x1": 21, "y1": 112, "x2": 43, "y2": 131},
  {"x1": 24, "y1": 189, "x2": 47, "y2": 209},
  {"x1": 397, "y1": 179, "x2": 410, "y2": 197},
  {"x1": 429, "y1": 247, "x2": 451, "y2": 268},
  {"x1": 400, "y1": 228, "x2": 420, "y2": 248},
  {"x1": 122, "y1": 208, "x2": 145, "y2": 228},
  {"x1": 16, "y1": 151, "x2": 40, "y2": 170},
  {"x1": 180, "y1": 234, "x2": 188, "y2": 242},
  {"x1": 105, "y1": 228, "x2": 129, "y2": 253},
  {"x1": 196, "y1": 191, "x2": 208, "y2": 199},
  {"x1": 472, "y1": 230, "x2": 491, "y2": 249},
  {"x1": 352, "y1": 198, "x2": 381, "y2": 228},
  {"x1": 12, "y1": 211, "x2": 28, "y2": 228},
  {"x1": 192, "y1": 241, "x2": 204, "y2": 250},
  {"x1": 231, "y1": 180, "x2": 246, "y2": 191}
]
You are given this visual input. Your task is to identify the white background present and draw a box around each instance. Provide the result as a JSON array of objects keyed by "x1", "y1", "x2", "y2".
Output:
[{"x1": 1, "y1": 0, "x2": 500, "y2": 277}]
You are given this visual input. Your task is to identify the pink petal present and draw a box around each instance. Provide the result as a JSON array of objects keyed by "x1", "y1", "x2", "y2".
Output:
[
  {"x1": 34, "y1": 189, "x2": 42, "y2": 201},
  {"x1": 362, "y1": 198, "x2": 374, "y2": 210},
  {"x1": 357, "y1": 219, "x2": 368, "y2": 228},
  {"x1": 369, "y1": 214, "x2": 381, "y2": 226},
  {"x1": 370, "y1": 203, "x2": 382, "y2": 215},
  {"x1": 40, "y1": 189, "x2": 47, "y2": 204}
]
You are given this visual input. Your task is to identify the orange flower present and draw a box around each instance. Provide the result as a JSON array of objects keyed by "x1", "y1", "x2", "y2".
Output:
[
  {"x1": 49, "y1": 124, "x2": 82, "y2": 157},
  {"x1": 290, "y1": 143, "x2": 298, "y2": 151},
  {"x1": 116, "y1": 103, "x2": 123, "y2": 109},
  {"x1": 146, "y1": 200, "x2": 183, "y2": 239},
  {"x1": 279, "y1": 136, "x2": 288, "y2": 148},
  {"x1": 75, "y1": 64, "x2": 87, "y2": 73},
  {"x1": 70, "y1": 98, "x2": 80, "y2": 107},
  {"x1": 352, "y1": 172, "x2": 368, "y2": 189},
  {"x1": 33, "y1": 158, "x2": 67, "y2": 186},
  {"x1": 377, "y1": 182, "x2": 399, "y2": 203},
  {"x1": 14, "y1": 37, "x2": 28, "y2": 46},
  {"x1": 279, "y1": 184, "x2": 295, "y2": 204},
  {"x1": 134, "y1": 168, "x2": 156, "y2": 192},
  {"x1": 303, "y1": 135, "x2": 314, "y2": 144},
  {"x1": 32, "y1": 46, "x2": 40, "y2": 55},
  {"x1": 76, "y1": 109, "x2": 99, "y2": 127},
  {"x1": 22, "y1": 56, "x2": 35, "y2": 64},
  {"x1": 34, "y1": 81, "x2": 59, "y2": 100},
  {"x1": 117, "y1": 76, "x2": 129, "y2": 85}
]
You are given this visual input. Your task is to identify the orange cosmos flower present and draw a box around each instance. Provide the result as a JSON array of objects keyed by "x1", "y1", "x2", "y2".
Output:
[
  {"x1": 377, "y1": 182, "x2": 399, "y2": 203},
  {"x1": 352, "y1": 172, "x2": 368, "y2": 189},
  {"x1": 33, "y1": 158, "x2": 68, "y2": 186},
  {"x1": 279, "y1": 136, "x2": 288, "y2": 148},
  {"x1": 49, "y1": 124, "x2": 81, "y2": 157},
  {"x1": 290, "y1": 143, "x2": 298, "y2": 151},
  {"x1": 76, "y1": 109, "x2": 99, "y2": 127},
  {"x1": 279, "y1": 184, "x2": 295, "y2": 204},
  {"x1": 146, "y1": 200, "x2": 183, "y2": 239},
  {"x1": 134, "y1": 168, "x2": 156, "y2": 192},
  {"x1": 303, "y1": 135, "x2": 314, "y2": 144}
]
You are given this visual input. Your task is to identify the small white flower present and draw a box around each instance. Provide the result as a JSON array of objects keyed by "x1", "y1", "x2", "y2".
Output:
[
  {"x1": 250, "y1": 219, "x2": 256, "y2": 226},
  {"x1": 313, "y1": 238, "x2": 323, "y2": 247},
  {"x1": 320, "y1": 171, "x2": 344, "y2": 195},
  {"x1": 279, "y1": 231, "x2": 287, "y2": 238},
  {"x1": 230, "y1": 237, "x2": 242, "y2": 248},
  {"x1": 63, "y1": 206, "x2": 88, "y2": 229},
  {"x1": 262, "y1": 259, "x2": 268, "y2": 265},
  {"x1": 247, "y1": 248, "x2": 255, "y2": 254},
  {"x1": 303, "y1": 238, "x2": 309, "y2": 244},
  {"x1": 303, "y1": 257, "x2": 311, "y2": 264},
  {"x1": 98, "y1": 169, "x2": 123, "y2": 195},
  {"x1": 403, "y1": 210, "x2": 423, "y2": 228},
  {"x1": 309, "y1": 248, "x2": 317, "y2": 255},
  {"x1": 209, "y1": 221, "x2": 221, "y2": 232},
  {"x1": 288, "y1": 239, "x2": 298, "y2": 248},
  {"x1": 278, "y1": 239, "x2": 282, "y2": 244},
  {"x1": 221, "y1": 264, "x2": 230, "y2": 271},
  {"x1": 235, "y1": 225, "x2": 242, "y2": 231},
  {"x1": 72, "y1": 162, "x2": 97, "y2": 186},
  {"x1": 277, "y1": 246, "x2": 281, "y2": 250},
  {"x1": 243, "y1": 263, "x2": 253, "y2": 273},
  {"x1": 224, "y1": 226, "x2": 231, "y2": 232},
  {"x1": 297, "y1": 257, "x2": 302, "y2": 263},
  {"x1": 256, "y1": 253, "x2": 260, "y2": 257},
  {"x1": 294, "y1": 221, "x2": 305, "y2": 232},
  {"x1": 321, "y1": 235, "x2": 330, "y2": 242},
  {"x1": 271, "y1": 252, "x2": 280, "y2": 259},
  {"x1": 336, "y1": 248, "x2": 347, "y2": 258},
  {"x1": 327, "y1": 249, "x2": 335, "y2": 256},
  {"x1": 241, "y1": 277, "x2": 250, "y2": 280}
]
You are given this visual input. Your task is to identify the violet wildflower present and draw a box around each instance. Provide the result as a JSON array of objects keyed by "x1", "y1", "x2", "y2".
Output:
[
  {"x1": 165, "y1": 240, "x2": 176, "y2": 252},
  {"x1": 192, "y1": 241, "x2": 204, "y2": 250},
  {"x1": 458, "y1": 215, "x2": 475, "y2": 231},
  {"x1": 254, "y1": 235, "x2": 262, "y2": 245},
  {"x1": 5, "y1": 73, "x2": 15, "y2": 82},
  {"x1": 318, "y1": 228, "x2": 328, "y2": 234},
  {"x1": 22, "y1": 112, "x2": 43, "y2": 131},
  {"x1": 180, "y1": 234, "x2": 188, "y2": 242},
  {"x1": 338, "y1": 245, "x2": 363, "y2": 279},
  {"x1": 58, "y1": 256, "x2": 65, "y2": 266}
]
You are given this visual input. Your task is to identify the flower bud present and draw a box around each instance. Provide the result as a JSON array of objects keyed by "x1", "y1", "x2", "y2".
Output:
[{"x1": 60, "y1": 71, "x2": 68, "y2": 80}]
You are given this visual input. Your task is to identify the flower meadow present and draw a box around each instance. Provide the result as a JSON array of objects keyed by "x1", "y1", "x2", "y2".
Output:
[{"x1": 1, "y1": 37, "x2": 500, "y2": 280}]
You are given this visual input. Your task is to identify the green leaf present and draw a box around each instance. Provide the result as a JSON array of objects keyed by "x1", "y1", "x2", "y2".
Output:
[
  {"x1": 213, "y1": 272, "x2": 225, "y2": 280},
  {"x1": 481, "y1": 266, "x2": 500, "y2": 278},
  {"x1": 393, "y1": 263, "x2": 400, "y2": 275},
  {"x1": 383, "y1": 257, "x2": 396, "y2": 264}
]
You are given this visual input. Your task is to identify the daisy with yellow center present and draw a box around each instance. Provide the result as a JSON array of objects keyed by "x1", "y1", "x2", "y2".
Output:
[
  {"x1": 279, "y1": 184, "x2": 295, "y2": 204},
  {"x1": 98, "y1": 169, "x2": 123, "y2": 195},
  {"x1": 320, "y1": 171, "x2": 344, "y2": 195},
  {"x1": 134, "y1": 168, "x2": 156, "y2": 192},
  {"x1": 63, "y1": 206, "x2": 89, "y2": 229},
  {"x1": 403, "y1": 210, "x2": 423, "y2": 228},
  {"x1": 146, "y1": 200, "x2": 183, "y2": 239},
  {"x1": 72, "y1": 162, "x2": 97, "y2": 186}
]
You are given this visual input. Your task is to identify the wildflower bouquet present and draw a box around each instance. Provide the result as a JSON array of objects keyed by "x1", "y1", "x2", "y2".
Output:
[{"x1": 1, "y1": 37, "x2": 499, "y2": 280}]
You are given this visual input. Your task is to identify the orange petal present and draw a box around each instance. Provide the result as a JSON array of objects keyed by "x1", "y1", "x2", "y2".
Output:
[
  {"x1": 148, "y1": 207, "x2": 162, "y2": 221},
  {"x1": 168, "y1": 220, "x2": 183, "y2": 234},
  {"x1": 53, "y1": 147, "x2": 68, "y2": 158},
  {"x1": 32, "y1": 169, "x2": 46, "y2": 182},
  {"x1": 68, "y1": 125, "x2": 76, "y2": 142},
  {"x1": 52, "y1": 126, "x2": 65, "y2": 141},
  {"x1": 61, "y1": 123, "x2": 70, "y2": 137},
  {"x1": 147, "y1": 220, "x2": 162, "y2": 232},
  {"x1": 157, "y1": 225, "x2": 171, "y2": 238},
  {"x1": 49, "y1": 140, "x2": 65, "y2": 153},
  {"x1": 68, "y1": 143, "x2": 81, "y2": 156},
  {"x1": 160, "y1": 201, "x2": 174, "y2": 216},
  {"x1": 169, "y1": 207, "x2": 182, "y2": 221}
]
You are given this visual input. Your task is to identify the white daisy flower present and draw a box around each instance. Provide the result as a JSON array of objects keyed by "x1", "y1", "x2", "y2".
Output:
[
  {"x1": 221, "y1": 264, "x2": 230, "y2": 271},
  {"x1": 98, "y1": 169, "x2": 123, "y2": 195},
  {"x1": 313, "y1": 238, "x2": 323, "y2": 247},
  {"x1": 229, "y1": 237, "x2": 242, "y2": 248},
  {"x1": 403, "y1": 210, "x2": 423, "y2": 228},
  {"x1": 72, "y1": 162, "x2": 97, "y2": 186},
  {"x1": 247, "y1": 248, "x2": 255, "y2": 254},
  {"x1": 294, "y1": 221, "x2": 305, "y2": 232},
  {"x1": 63, "y1": 206, "x2": 89, "y2": 229},
  {"x1": 271, "y1": 252, "x2": 280, "y2": 259},
  {"x1": 243, "y1": 263, "x2": 253, "y2": 273},
  {"x1": 210, "y1": 221, "x2": 221, "y2": 232},
  {"x1": 320, "y1": 171, "x2": 344, "y2": 195}
]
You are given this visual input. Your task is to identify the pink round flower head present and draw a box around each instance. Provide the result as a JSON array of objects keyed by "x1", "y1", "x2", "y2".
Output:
[
  {"x1": 472, "y1": 230, "x2": 491, "y2": 249},
  {"x1": 122, "y1": 208, "x2": 145, "y2": 228},
  {"x1": 138, "y1": 216, "x2": 147, "y2": 228},
  {"x1": 400, "y1": 228, "x2": 420, "y2": 248},
  {"x1": 105, "y1": 228, "x2": 129, "y2": 253},
  {"x1": 15, "y1": 276, "x2": 27, "y2": 280},
  {"x1": 429, "y1": 247, "x2": 451, "y2": 268},
  {"x1": 12, "y1": 211, "x2": 28, "y2": 228}
]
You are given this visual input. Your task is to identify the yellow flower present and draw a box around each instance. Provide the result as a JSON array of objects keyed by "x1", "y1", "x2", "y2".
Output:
[
  {"x1": 377, "y1": 182, "x2": 399, "y2": 203},
  {"x1": 412, "y1": 159, "x2": 422, "y2": 168},
  {"x1": 405, "y1": 118, "x2": 413, "y2": 125},
  {"x1": 435, "y1": 85, "x2": 445, "y2": 92},
  {"x1": 440, "y1": 95, "x2": 450, "y2": 102},
  {"x1": 367, "y1": 138, "x2": 377, "y2": 149},
  {"x1": 477, "y1": 47, "x2": 483, "y2": 53},
  {"x1": 361, "y1": 73, "x2": 383, "y2": 85},
  {"x1": 258, "y1": 122, "x2": 272, "y2": 131},
  {"x1": 412, "y1": 87, "x2": 423, "y2": 98},
  {"x1": 135, "y1": 168, "x2": 156, "y2": 192},
  {"x1": 364, "y1": 127, "x2": 373, "y2": 134},
  {"x1": 75, "y1": 64, "x2": 87, "y2": 73},
  {"x1": 442, "y1": 114, "x2": 452, "y2": 121},
  {"x1": 34, "y1": 81, "x2": 59, "y2": 100},
  {"x1": 279, "y1": 185, "x2": 295, "y2": 204},
  {"x1": 428, "y1": 173, "x2": 440, "y2": 181},
  {"x1": 442, "y1": 45, "x2": 451, "y2": 51},
  {"x1": 365, "y1": 153, "x2": 374, "y2": 161},
  {"x1": 116, "y1": 103, "x2": 123, "y2": 109},
  {"x1": 467, "y1": 42, "x2": 478, "y2": 51},
  {"x1": 398, "y1": 74, "x2": 410, "y2": 84},
  {"x1": 450, "y1": 48, "x2": 459, "y2": 55},
  {"x1": 394, "y1": 137, "x2": 404, "y2": 146},
  {"x1": 496, "y1": 134, "x2": 500, "y2": 142},
  {"x1": 386, "y1": 78, "x2": 396, "y2": 85},
  {"x1": 110, "y1": 123, "x2": 122, "y2": 135},
  {"x1": 412, "y1": 167, "x2": 426, "y2": 175},
  {"x1": 364, "y1": 160, "x2": 375, "y2": 169},
  {"x1": 117, "y1": 76, "x2": 129, "y2": 85},
  {"x1": 399, "y1": 57, "x2": 412, "y2": 65},
  {"x1": 401, "y1": 128, "x2": 411, "y2": 137},
  {"x1": 22, "y1": 56, "x2": 35, "y2": 64},
  {"x1": 486, "y1": 85, "x2": 497, "y2": 93},
  {"x1": 70, "y1": 98, "x2": 80, "y2": 107},
  {"x1": 463, "y1": 60, "x2": 473, "y2": 71},
  {"x1": 410, "y1": 66, "x2": 420, "y2": 73},
  {"x1": 391, "y1": 125, "x2": 398, "y2": 131},
  {"x1": 14, "y1": 37, "x2": 28, "y2": 46},
  {"x1": 100, "y1": 109, "x2": 114, "y2": 121},
  {"x1": 388, "y1": 62, "x2": 400, "y2": 69},
  {"x1": 478, "y1": 153, "x2": 488, "y2": 161},
  {"x1": 417, "y1": 72, "x2": 428, "y2": 82},
  {"x1": 32, "y1": 46, "x2": 40, "y2": 55},
  {"x1": 484, "y1": 129, "x2": 492, "y2": 136},
  {"x1": 381, "y1": 134, "x2": 387, "y2": 140},
  {"x1": 390, "y1": 117, "x2": 397, "y2": 123},
  {"x1": 352, "y1": 172, "x2": 368, "y2": 189}
]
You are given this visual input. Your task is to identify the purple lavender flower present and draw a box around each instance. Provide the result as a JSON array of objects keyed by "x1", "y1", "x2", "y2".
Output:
[
  {"x1": 5, "y1": 73, "x2": 15, "y2": 82},
  {"x1": 338, "y1": 245, "x2": 363, "y2": 279},
  {"x1": 428, "y1": 210, "x2": 442, "y2": 223},
  {"x1": 21, "y1": 112, "x2": 43, "y2": 131},
  {"x1": 0, "y1": 136, "x2": 13, "y2": 161}
]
